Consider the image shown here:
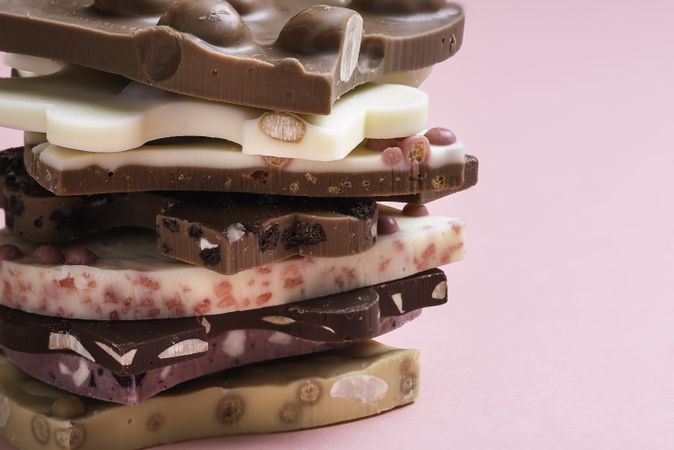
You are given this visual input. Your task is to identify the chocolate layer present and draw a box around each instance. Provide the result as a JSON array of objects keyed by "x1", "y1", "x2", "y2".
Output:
[
  {"x1": 0, "y1": 269, "x2": 446, "y2": 376},
  {"x1": 0, "y1": 0, "x2": 463, "y2": 114},
  {"x1": 0, "y1": 148, "x2": 378, "y2": 273},
  {"x1": 0, "y1": 342, "x2": 419, "y2": 447},
  {"x1": 24, "y1": 140, "x2": 478, "y2": 201}
]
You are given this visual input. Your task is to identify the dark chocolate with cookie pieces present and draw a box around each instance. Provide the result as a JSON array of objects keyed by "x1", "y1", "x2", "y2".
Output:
[{"x1": 0, "y1": 0, "x2": 464, "y2": 114}]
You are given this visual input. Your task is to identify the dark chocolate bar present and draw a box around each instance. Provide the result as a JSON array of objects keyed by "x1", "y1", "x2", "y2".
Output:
[
  {"x1": 0, "y1": 269, "x2": 445, "y2": 404},
  {"x1": 0, "y1": 0, "x2": 464, "y2": 114},
  {"x1": 0, "y1": 148, "x2": 377, "y2": 273},
  {"x1": 0, "y1": 268, "x2": 445, "y2": 376}
]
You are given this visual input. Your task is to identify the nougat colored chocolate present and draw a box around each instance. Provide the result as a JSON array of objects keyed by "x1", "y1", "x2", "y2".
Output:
[
  {"x1": 0, "y1": 342, "x2": 419, "y2": 450},
  {"x1": 0, "y1": 269, "x2": 446, "y2": 376},
  {"x1": 0, "y1": 0, "x2": 464, "y2": 114},
  {"x1": 0, "y1": 148, "x2": 378, "y2": 273},
  {"x1": 25, "y1": 138, "x2": 478, "y2": 201}
]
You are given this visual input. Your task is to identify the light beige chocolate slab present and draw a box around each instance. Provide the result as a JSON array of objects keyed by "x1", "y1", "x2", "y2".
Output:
[{"x1": 0, "y1": 341, "x2": 419, "y2": 450}]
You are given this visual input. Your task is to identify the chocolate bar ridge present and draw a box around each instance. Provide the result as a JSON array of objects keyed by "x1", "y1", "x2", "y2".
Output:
[{"x1": 0, "y1": 0, "x2": 464, "y2": 114}]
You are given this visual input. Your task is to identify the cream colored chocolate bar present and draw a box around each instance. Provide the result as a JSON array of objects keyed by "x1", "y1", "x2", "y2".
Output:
[
  {"x1": 0, "y1": 67, "x2": 428, "y2": 161},
  {"x1": 0, "y1": 341, "x2": 420, "y2": 450},
  {"x1": 0, "y1": 208, "x2": 464, "y2": 320}
]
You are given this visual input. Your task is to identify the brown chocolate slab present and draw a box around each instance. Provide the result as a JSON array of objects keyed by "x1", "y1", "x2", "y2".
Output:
[
  {"x1": 0, "y1": 148, "x2": 377, "y2": 273},
  {"x1": 157, "y1": 198, "x2": 376, "y2": 273},
  {"x1": 0, "y1": 269, "x2": 446, "y2": 376},
  {"x1": 0, "y1": 0, "x2": 464, "y2": 114},
  {"x1": 24, "y1": 141, "x2": 478, "y2": 202}
]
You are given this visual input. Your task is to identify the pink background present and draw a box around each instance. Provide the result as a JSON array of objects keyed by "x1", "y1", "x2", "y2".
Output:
[{"x1": 2, "y1": 0, "x2": 674, "y2": 448}]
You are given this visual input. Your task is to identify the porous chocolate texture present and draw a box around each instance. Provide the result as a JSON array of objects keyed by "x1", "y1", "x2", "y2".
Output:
[
  {"x1": 24, "y1": 140, "x2": 479, "y2": 201},
  {"x1": 0, "y1": 269, "x2": 447, "y2": 376},
  {"x1": 0, "y1": 0, "x2": 464, "y2": 114},
  {"x1": 0, "y1": 148, "x2": 377, "y2": 273}
]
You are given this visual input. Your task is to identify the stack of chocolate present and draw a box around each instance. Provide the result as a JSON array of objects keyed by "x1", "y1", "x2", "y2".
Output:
[{"x1": 0, "y1": 1, "x2": 478, "y2": 449}]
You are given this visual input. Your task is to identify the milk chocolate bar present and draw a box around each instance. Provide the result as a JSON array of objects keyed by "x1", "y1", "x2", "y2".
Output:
[
  {"x1": 0, "y1": 207, "x2": 464, "y2": 320},
  {"x1": 0, "y1": 269, "x2": 446, "y2": 376},
  {"x1": 0, "y1": 342, "x2": 419, "y2": 449},
  {"x1": 0, "y1": 67, "x2": 428, "y2": 161},
  {"x1": 0, "y1": 148, "x2": 378, "y2": 273},
  {"x1": 25, "y1": 134, "x2": 478, "y2": 200},
  {"x1": 0, "y1": 0, "x2": 463, "y2": 114}
]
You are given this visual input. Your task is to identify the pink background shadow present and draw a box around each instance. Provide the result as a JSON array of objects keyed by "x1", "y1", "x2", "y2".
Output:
[{"x1": 2, "y1": 0, "x2": 674, "y2": 449}]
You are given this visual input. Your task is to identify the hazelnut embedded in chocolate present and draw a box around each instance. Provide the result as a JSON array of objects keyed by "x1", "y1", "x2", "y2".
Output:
[
  {"x1": 297, "y1": 380, "x2": 322, "y2": 404},
  {"x1": 65, "y1": 248, "x2": 99, "y2": 266},
  {"x1": 402, "y1": 203, "x2": 429, "y2": 217},
  {"x1": 50, "y1": 396, "x2": 87, "y2": 419},
  {"x1": 259, "y1": 112, "x2": 306, "y2": 143},
  {"x1": 94, "y1": 0, "x2": 173, "y2": 16},
  {"x1": 54, "y1": 424, "x2": 86, "y2": 450},
  {"x1": 425, "y1": 127, "x2": 457, "y2": 146},
  {"x1": 377, "y1": 216, "x2": 399, "y2": 235},
  {"x1": 277, "y1": 6, "x2": 363, "y2": 81},
  {"x1": 0, "y1": 244, "x2": 22, "y2": 261},
  {"x1": 228, "y1": 0, "x2": 270, "y2": 15},
  {"x1": 279, "y1": 403, "x2": 302, "y2": 423},
  {"x1": 32, "y1": 245, "x2": 65, "y2": 265},
  {"x1": 216, "y1": 395, "x2": 245, "y2": 423},
  {"x1": 350, "y1": 0, "x2": 445, "y2": 14},
  {"x1": 158, "y1": 0, "x2": 248, "y2": 47}
]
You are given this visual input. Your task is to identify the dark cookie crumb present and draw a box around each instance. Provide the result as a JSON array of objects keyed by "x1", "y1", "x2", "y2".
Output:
[
  {"x1": 188, "y1": 224, "x2": 203, "y2": 239},
  {"x1": 258, "y1": 223, "x2": 280, "y2": 251},
  {"x1": 162, "y1": 218, "x2": 180, "y2": 233},
  {"x1": 283, "y1": 221, "x2": 326, "y2": 249},
  {"x1": 199, "y1": 246, "x2": 222, "y2": 266}
]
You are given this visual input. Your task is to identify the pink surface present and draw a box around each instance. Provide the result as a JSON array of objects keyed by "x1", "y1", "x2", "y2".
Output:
[{"x1": 1, "y1": 0, "x2": 674, "y2": 448}]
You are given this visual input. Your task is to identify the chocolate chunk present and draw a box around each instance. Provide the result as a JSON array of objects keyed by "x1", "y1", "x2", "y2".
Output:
[
  {"x1": 0, "y1": 0, "x2": 464, "y2": 114},
  {"x1": 158, "y1": 0, "x2": 249, "y2": 47},
  {"x1": 161, "y1": 218, "x2": 180, "y2": 233},
  {"x1": 32, "y1": 245, "x2": 64, "y2": 264},
  {"x1": 0, "y1": 244, "x2": 22, "y2": 261},
  {"x1": 24, "y1": 140, "x2": 478, "y2": 201},
  {"x1": 0, "y1": 269, "x2": 447, "y2": 377},
  {"x1": 64, "y1": 247, "x2": 99, "y2": 265},
  {"x1": 0, "y1": 148, "x2": 378, "y2": 274},
  {"x1": 157, "y1": 196, "x2": 377, "y2": 274},
  {"x1": 199, "y1": 246, "x2": 222, "y2": 267},
  {"x1": 402, "y1": 203, "x2": 429, "y2": 217},
  {"x1": 377, "y1": 216, "x2": 399, "y2": 235},
  {"x1": 425, "y1": 127, "x2": 457, "y2": 146}
]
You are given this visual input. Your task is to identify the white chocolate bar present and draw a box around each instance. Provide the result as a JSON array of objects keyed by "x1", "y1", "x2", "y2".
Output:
[
  {"x1": 0, "y1": 67, "x2": 428, "y2": 161},
  {"x1": 29, "y1": 134, "x2": 466, "y2": 173},
  {"x1": 0, "y1": 209, "x2": 464, "y2": 320},
  {"x1": 0, "y1": 341, "x2": 419, "y2": 450}
]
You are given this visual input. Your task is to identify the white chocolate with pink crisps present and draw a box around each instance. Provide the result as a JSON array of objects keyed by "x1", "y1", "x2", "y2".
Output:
[{"x1": 0, "y1": 208, "x2": 464, "y2": 320}]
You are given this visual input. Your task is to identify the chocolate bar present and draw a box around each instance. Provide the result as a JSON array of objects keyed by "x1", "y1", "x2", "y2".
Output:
[
  {"x1": 0, "y1": 67, "x2": 428, "y2": 161},
  {"x1": 25, "y1": 134, "x2": 478, "y2": 200},
  {"x1": 0, "y1": 207, "x2": 464, "y2": 320},
  {"x1": 0, "y1": 269, "x2": 446, "y2": 376},
  {"x1": 0, "y1": 269, "x2": 441, "y2": 404},
  {"x1": 0, "y1": 0, "x2": 464, "y2": 114},
  {"x1": 0, "y1": 341, "x2": 419, "y2": 449},
  {"x1": 0, "y1": 148, "x2": 378, "y2": 273}
]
